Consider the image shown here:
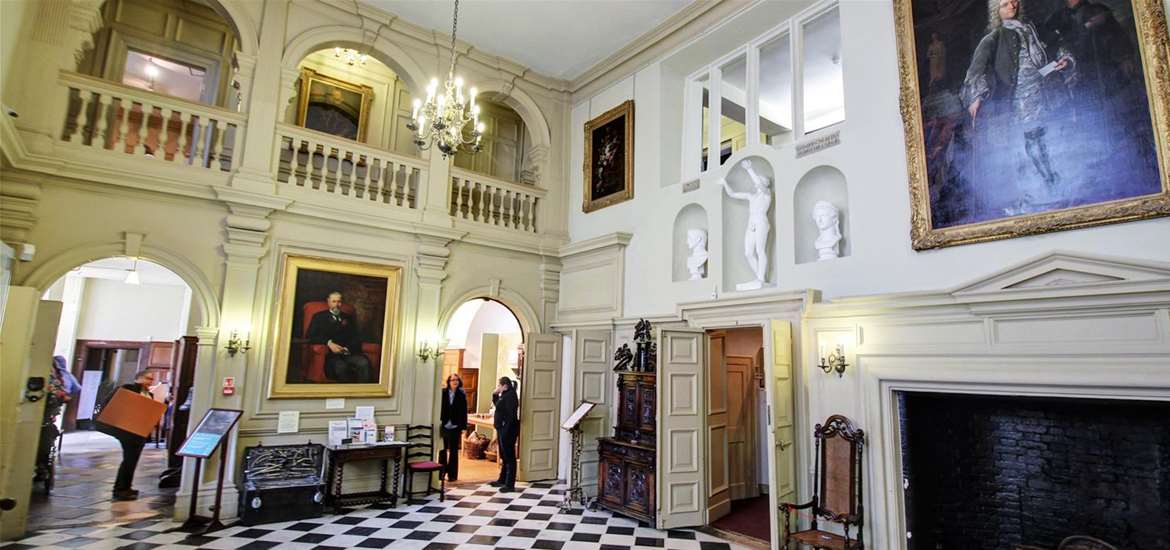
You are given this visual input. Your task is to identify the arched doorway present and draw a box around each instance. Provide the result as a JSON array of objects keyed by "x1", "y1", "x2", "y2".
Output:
[
  {"x1": 440, "y1": 298, "x2": 525, "y2": 484},
  {"x1": 22, "y1": 256, "x2": 199, "y2": 531}
]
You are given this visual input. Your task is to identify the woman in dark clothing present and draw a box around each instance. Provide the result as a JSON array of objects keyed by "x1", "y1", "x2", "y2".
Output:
[
  {"x1": 438, "y1": 374, "x2": 468, "y2": 481},
  {"x1": 491, "y1": 377, "x2": 520, "y2": 492}
]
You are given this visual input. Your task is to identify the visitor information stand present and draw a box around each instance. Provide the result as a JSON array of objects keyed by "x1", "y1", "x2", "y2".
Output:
[
  {"x1": 176, "y1": 408, "x2": 243, "y2": 534},
  {"x1": 559, "y1": 401, "x2": 597, "y2": 513}
]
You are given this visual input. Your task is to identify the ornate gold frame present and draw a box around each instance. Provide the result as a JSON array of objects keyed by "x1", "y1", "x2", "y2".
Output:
[
  {"x1": 894, "y1": 0, "x2": 1170, "y2": 250},
  {"x1": 268, "y1": 254, "x2": 402, "y2": 399},
  {"x1": 295, "y1": 68, "x2": 375, "y2": 143},
  {"x1": 583, "y1": 100, "x2": 635, "y2": 213}
]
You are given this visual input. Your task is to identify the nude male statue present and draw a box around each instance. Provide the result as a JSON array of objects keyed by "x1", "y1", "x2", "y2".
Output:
[{"x1": 720, "y1": 159, "x2": 772, "y2": 290}]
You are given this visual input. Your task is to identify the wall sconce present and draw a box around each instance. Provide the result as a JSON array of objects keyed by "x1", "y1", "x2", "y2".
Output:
[
  {"x1": 818, "y1": 343, "x2": 849, "y2": 377},
  {"x1": 417, "y1": 340, "x2": 442, "y2": 363},
  {"x1": 225, "y1": 330, "x2": 251, "y2": 357}
]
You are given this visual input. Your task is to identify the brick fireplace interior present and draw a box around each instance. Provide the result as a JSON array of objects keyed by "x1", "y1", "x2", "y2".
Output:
[{"x1": 897, "y1": 391, "x2": 1170, "y2": 549}]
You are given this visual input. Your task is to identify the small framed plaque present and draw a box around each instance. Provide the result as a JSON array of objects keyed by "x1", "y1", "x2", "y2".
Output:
[{"x1": 177, "y1": 408, "x2": 243, "y2": 459}]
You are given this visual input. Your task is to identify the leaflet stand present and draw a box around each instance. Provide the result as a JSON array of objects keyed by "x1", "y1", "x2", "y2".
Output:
[
  {"x1": 175, "y1": 408, "x2": 243, "y2": 534},
  {"x1": 559, "y1": 401, "x2": 597, "y2": 513}
]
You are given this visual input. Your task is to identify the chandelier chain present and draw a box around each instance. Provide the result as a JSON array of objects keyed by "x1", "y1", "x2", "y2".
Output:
[{"x1": 448, "y1": 0, "x2": 460, "y2": 76}]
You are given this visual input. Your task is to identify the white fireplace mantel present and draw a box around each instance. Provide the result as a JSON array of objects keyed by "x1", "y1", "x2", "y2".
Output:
[{"x1": 801, "y1": 251, "x2": 1170, "y2": 548}]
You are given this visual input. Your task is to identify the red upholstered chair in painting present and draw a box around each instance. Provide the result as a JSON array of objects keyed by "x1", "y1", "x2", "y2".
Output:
[
  {"x1": 298, "y1": 301, "x2": 381, "y2": 383},
  {"x1": 781, "y1": 414, "x2": 865, "y2": 549}
]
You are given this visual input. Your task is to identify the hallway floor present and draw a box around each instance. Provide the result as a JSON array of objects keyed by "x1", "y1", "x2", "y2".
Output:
[
  {"x1": 710, "y1": 495, "x2": 771, "y2": 543},
  {"x1": 25, "y1": 431, "x2": 175, "y2": 532},
  {"x1": 4, "y1": 481, "x2": 753, "y2": 550}
]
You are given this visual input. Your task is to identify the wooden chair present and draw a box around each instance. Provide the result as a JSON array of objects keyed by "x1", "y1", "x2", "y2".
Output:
[
  {"x1": 403, "y1": 425, "x2": 445, "y2": 503},
  {"x1": 781, "y1": 415, "x2": 865, "y2": 549}
]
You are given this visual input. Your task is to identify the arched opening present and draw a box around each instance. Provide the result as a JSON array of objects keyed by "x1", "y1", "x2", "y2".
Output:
[
  {"x1": 286, "y1": 47, "x2": 419, "y2": 157},
  {"x1": 78, "y1": 0, "x2": 244, "y2": 108},
  {"x1": 439, "y1": 298, "x2": 525, "y2": 484},
  {"x1": 28, "y1": 256, "x2": 195, "y2": 530},
  {"x1": 453, "y1": 94, "x2": 532, "y2": 183}
]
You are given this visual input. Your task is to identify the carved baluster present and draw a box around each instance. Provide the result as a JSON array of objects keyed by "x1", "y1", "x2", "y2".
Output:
[
  {"x1": 450, "y1": 177, "x2": 460, "y2": 215},
  {"x1": 491, "y1": 188, "x2": 502, "y2": 225},
  {"x1": 381, "y1": 162, "x2": 394, "y2": 204},
  {"x1": 62, "y1": 88, "x2": 83, "y2": 142},
  {"x1": 218, "y1": 123, "x2": 236, "y2": 171},
  {"x1": 481, "y1": 185, "x2": 492, "y2": 223},
  {"x1": 339, "y1": 151, "x2": 354, "y2": 196},
  {"x1": 188, "y1": 115, "x2": 204, "y2": 165},
  {"x1": 310, "y1": 143, "x2": 325, "y2": 189},
  {"x1": 292, "y1": 139, "x2": 308, "y2": 185},
  {"x1": 531, "y1": 196, "x2": 539, "y2": 233},
  {"x1": 354, "y1": 155, "x2": 369, "y2": 199},
  {"x1": 367, "y1": 159, "x2": 382, "y2": 200},
  {"x1": 78, "y1": 92, "x2": 97, "y2": 146},
  {"x1": 90, "y1": 93, "x2": 114, "y2": 150},
  {"x1": 325, "y1": 147, "x2": 340, "y2": 193},
  {"x1": 107, "y1": 98, "x2": 128, "y2": 151},
  {"x1": 158, "y1": 108, "x2": 178, "y2": 161},
  {"x1": 395, "y1": 164, "x2": 407, "y2": 206},
  {"x1": 125, "y1": 102, "x2": 145, "y2": 155},
  {"x1": 409, "y1": 166, "x2": 418, "y2": 207},
  {"x1": 521, "y1": 194, "x2": 532, "y2": 231},
  {"x1": 276, "y1": 135, "x2": 293, "y2": 183}
]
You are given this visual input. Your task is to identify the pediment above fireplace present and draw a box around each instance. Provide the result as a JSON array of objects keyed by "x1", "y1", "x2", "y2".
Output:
[{"x1": 951, "y1": 251, "x2": 1170, "y2": 300}]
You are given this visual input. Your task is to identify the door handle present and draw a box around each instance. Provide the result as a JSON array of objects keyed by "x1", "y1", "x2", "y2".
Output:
[
  {"x1": 778, "y1": 440, "x2": 791, "y2": 451},
  {"x1": 0, "y1": 498, "x2": 15, "y2": 511}
]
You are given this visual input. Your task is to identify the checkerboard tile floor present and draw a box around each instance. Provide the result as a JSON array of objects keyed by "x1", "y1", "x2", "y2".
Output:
[{"x1": 2, "y1": 481, "x2": 755, "y2": 550}]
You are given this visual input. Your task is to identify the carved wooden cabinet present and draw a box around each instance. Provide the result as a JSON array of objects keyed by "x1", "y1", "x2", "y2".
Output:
[{"x1": 598, "y1": 371, "x2": 656, "y2": 524}]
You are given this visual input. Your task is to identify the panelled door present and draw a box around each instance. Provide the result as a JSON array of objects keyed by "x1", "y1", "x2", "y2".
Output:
[
  {"x1": 656, "y1": 328, "x2": 706, "y2": 529},
  {"x1": 764, "y1": 320, "x2": 797, "y2": 549},
  {"x1": 726, "y1": 355, "x2": 758, "y2": 500},
  {"x1": 574, "y1": 330, "x2": 612, "y2": 494},
  {"x1": 705, "y1": 332, "x2": 731, "y2": 522},
  {"x1": 519, "y1": 333, "x2": 561, "y2": 482}
]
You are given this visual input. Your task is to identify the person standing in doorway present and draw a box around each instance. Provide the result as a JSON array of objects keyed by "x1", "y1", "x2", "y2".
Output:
[
  {"x1": 490, "y1": 377, "x2": 520, "y2": 492},
  {"x1": 438, "y1": 374, "x2": 468, "y2": 482},
  {"x1": 105, "y1": 370, "x2": 155, "y2": 501}
]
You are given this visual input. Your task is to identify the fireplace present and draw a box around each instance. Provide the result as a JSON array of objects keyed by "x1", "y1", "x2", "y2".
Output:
[{"x1": 897, "y1": 391, "x2": 1170, "y2": 550}]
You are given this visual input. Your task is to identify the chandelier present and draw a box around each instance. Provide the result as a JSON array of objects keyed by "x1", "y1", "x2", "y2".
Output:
[
  {"x1": 407, "y1": 0, "x2": 483, "y2": 157},
  {"x1": 333, "y1": 47, "x2": 368, "y2": 67}
]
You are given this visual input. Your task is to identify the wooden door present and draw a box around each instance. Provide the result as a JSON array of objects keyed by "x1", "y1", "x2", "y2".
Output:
[
  {"x1": 574, "y1": 330, "x2": 612, "y2": 495},
  {"x1": 657, "y1": 328, "x2": 706, "y2": 529},
  {"x1": 705, "y1": 332, "x2": 731, "y2": 521},
  {"x1": 764, "y1": 320, "x2": 796, "y2": 549},
  {"x1": 518, "y1": 333, "x2": 560, "y2": 482},
  {"x1": 726, "y1": 355, "x2": 758, "y2": 500}
]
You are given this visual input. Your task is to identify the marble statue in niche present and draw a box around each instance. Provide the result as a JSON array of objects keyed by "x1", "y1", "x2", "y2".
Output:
[
  {"x1": 813, "y1": 200, "x2": 842, "y2": 261},
  {"x1": 685, "y1": 229, "x2": 708, "y2": 280},
  {"x1": 721, "y1": 159, "x2": 772, "y2": 290}
]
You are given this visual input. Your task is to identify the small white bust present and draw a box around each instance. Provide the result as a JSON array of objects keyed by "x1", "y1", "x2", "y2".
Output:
[
  {"x1": 812, "y1": 200, "x2": 842, "y2": 261},
  {"x1": 685, "y1": 229, "x2": 708, "y2": 280}
]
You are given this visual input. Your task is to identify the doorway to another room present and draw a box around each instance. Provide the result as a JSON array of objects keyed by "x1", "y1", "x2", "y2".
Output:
[
  {"x1": 441, "y1": 298, "x2": 525, "y2": 485},
  {"x1": 706, "y1": 327, "x2": 772, "y2": 545},
  {"x1": 28, "y1": 257, "x2": 195, "y2": 530}
]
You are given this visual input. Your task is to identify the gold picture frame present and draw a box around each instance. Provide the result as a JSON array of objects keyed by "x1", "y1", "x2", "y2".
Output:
[
  {"x1": 295, "y1": 68, "x2": 374, "y2": 142},
  {"x1": 268, "y1": 254, "x2": 402, "y2": 399},
  {"x1": 894, "y1": 0, "x2": 1170, "y2": 250},
  {"x1": 583, "y1": 100, "x2": 635, "y2": 213}
]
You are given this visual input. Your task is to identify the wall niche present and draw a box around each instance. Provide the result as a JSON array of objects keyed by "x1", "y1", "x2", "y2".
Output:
[
  {"x1": 794, "y1": 165, "x2": 849, "y2": 264},
  {"x1": 672, "y1": 203, "x2": 709, "y2": 282}
]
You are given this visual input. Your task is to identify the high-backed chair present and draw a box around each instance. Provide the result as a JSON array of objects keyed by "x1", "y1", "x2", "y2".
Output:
[
  {"x1": 297, "y1": 301, "x2": 381, "y2": 382},
  {"x1": 403, "y1": 425, "x2": 445, "y2": 503},
  {"x1": 781, "y1": 414, "x2": 865, "y2": 549}
]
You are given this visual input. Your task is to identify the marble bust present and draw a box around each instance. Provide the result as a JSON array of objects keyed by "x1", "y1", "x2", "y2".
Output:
[
  {"x1": 812, "y1": 200, "x2": 842, "y2": 261},
  {"x1": 685, "y1": 229, "x2": 708, "y2": 280}
]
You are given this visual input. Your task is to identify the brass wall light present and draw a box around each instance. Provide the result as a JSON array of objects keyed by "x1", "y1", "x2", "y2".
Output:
[
  {"x1": 818, "y1": 343, "x2": 849, "y2": 377},
  {"x1": 225, "y1": 330, "x2": 251, "y2": 357}
]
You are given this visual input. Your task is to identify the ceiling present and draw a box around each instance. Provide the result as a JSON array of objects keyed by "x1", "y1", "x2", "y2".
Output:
[{"x1": 360, "y1": 0, "x2": 692, "y2": 80}]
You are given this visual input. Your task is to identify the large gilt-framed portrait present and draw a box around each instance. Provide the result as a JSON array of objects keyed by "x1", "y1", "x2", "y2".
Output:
[
  {"x1": 583, "y1": 100, "x2": 634, "y2": 213},
  {"x1": 894, "y1": 0, "x2": 1170, "y2": 249},
  {"x1": 296, "y1": 68, "x2": 374, "y2": 142},
  {"x1": 269, "y1": 255, "x2": 401, "y2": 399}
]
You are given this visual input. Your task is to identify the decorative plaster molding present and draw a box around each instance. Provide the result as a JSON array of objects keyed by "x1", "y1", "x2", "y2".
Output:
[
  {"x1": 414, "y1": 235, "x2": 452, "y2": 286},
  {"x1": 558, "y1": 232, "x2": 632, "y2": 259},
  {"x1": 0, "y1": 173, "x2": 41, "y2": 245}
]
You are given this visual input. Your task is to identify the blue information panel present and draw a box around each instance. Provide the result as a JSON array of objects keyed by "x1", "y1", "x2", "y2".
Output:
[{"x1": 177, "y1": 408, "x2": 243, "y2": 458}]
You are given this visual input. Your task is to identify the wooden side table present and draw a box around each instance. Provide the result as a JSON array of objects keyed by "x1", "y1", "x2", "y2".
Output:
[{"x1": 325, "y1": 441, "x2": 411, "y2": 512}]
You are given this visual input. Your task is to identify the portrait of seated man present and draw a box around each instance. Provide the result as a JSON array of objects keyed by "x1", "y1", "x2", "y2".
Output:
[{"x1": 305, "y1": 291, "x2": 373, "y2": 383}]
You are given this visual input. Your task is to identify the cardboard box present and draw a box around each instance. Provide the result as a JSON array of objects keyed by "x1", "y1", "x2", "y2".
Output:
[{"x1": 96, "y1": 388, "x2": 167, "y2": 437}]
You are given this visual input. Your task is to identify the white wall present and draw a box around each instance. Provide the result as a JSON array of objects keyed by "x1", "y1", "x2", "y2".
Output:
[
  {"x1": 76, "y1": 278, "x2": 189, "y2": 341},
  {"x1": 458, "y1": 299, "x2": 523, "y2": 371},
  {"x1": 565, "y1": 0, "x2": 1170, "y2": 317}
]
